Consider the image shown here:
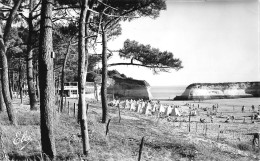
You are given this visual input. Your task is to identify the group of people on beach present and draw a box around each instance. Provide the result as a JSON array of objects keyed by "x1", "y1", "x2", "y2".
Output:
[
  {"x1": 109, "y1": 99, "x2": 260, "y2": 124},
  {"x1": 241, "y1": 105, "x2": 260, "y2": 113},
  {"x1": 109, "y1": 99, "x2": 183, "y2": 117}
]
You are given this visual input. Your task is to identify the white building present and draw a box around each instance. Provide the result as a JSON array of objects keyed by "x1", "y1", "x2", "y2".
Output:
[{"x1": 60, "y1": 82, "x2": 100, "y2": 100}]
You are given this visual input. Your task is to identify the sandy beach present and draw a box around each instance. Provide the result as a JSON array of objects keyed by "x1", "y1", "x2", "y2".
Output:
[{"x1": 159, "y1": 97, "x2": 260, "y2": 112}]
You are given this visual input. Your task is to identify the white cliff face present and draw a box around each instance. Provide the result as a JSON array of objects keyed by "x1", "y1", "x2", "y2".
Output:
[
  {"x1": 175, "y1": 82, "x2": 260, "y2": 100},
  {"x1": 147, "y1": 86, "x2": 153, "y2": 99},
  {"x1": 190, "y1": 89, "x2": 221, "y2": 96},
  {"x1": 223, "y1": 89, "x2": 247, "y2": 96},
  {"x1": 189, "y1": 88, "x2": 250, "y2": 97},
  {"x1": 107, "y1": 78, "x2": 153, "y2": 100}
]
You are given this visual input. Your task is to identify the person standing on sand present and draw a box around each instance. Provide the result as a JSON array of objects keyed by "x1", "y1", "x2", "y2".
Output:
[
  {"x1": 242, "y1": 106, "x2": 245, "y2": 113},
  {"x1": 210, "y1": 115, "x2": 213, "y2": 123},
  {"x1": 252, "y1": 105, "x2": 255, "y2": 112}
]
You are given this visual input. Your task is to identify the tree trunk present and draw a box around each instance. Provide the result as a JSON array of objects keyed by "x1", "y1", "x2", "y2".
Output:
[
  {"x1": 36, "y1": 61, "x2": 40, "y2": 100},
  {"x1": 94, "y1": 82, "x2": 98, "y2": 101},
  {"x1": 78, "y1": 0, "x2": 92, "y2": 155},
  {"x1": 27, "y1": 0, "x2": 37, "y2": 110},
  {"x1": 0, "y1": 44, "x2": 17, "y2": 125},
  {"x1": 0, "y1": 73, "x2": 5, "y2": 112},
  {"x1": 0, "y1": 29, "x2": 18, "y2": 126},
  {"x1": 0, "y1": 90, "x2": 4, "y2": 112},
  {"x1": 38, "y1": 0, "x2": 56, "y2": 158},
  {"x1": 101, "y1": 28, "x2": 108, "y2": 123},
  {"x1": 60, "y1": 39, "x2": 72, "y2": 112},
  {"x1": 19, "y1": 62, "x2": 23, "y2": 104},
  {"x1": 56, "y1": 75, "x2": 60, "y2": 105},
  {"x1": 8, "y1": 69, "x2": 13, "y2": 99},
  {"x1": 0, "y1": 0, "x2": 22, "y2": 126},
  {"x1": 11, "y1": 71, "x2": 15, "y2": 97}
]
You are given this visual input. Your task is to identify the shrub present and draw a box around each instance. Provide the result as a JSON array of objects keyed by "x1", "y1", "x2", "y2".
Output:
[{"x1": 237, "y1": 143, "x2": 252, "y2": 151}]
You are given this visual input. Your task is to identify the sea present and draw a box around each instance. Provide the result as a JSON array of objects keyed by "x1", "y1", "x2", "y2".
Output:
[{"x1": 150, "y1": 86, "x2": 187, "y2": 100}]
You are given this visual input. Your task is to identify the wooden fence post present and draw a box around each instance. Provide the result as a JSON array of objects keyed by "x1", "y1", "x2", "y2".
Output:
[
  {"x1": 138, "y1": 136, "x2": 145, "y2": 161},
  {"x1": 156, "y1": 112, "x2": 160, "y2": 126},
  {"x1": 64, "y1": 96, "x2": 67, "y2": 111},
  {"x1": 68, "y1": 101, "x2": 70, "y2": 116},
  {"x1": 205, "y1": 123, "x2": 208, "y2": 136},
  {"x1": 188, "y1": 112, "x2": 191, "y2": 132},
  {"x1": 77, "y1": 104, "x2": 79, "y2": 124},
  {"x1": 118, "y1": 106, "x2": 121, "y2": 123},
  {"x1": 232, "y1": 131, "x2": 235, "y2": 143},
  {"x1": 86, "y1": 103, "x2": 89, "y2": 115},
  {"x1": 106, "y1": 119, "x2": 111, "y2": 136},
  {"x1": 58, "y1": 100, "x2": 60, "y2": 113},
  {"x1": 74, "y1": 103, "x2": 76, "y2": 117},
  {"x1": 217, "y1": 125, "x2": 221, "y2": 141},
  {"x1": 195, "y1": 122, "x2": 198, "y2": 133}
]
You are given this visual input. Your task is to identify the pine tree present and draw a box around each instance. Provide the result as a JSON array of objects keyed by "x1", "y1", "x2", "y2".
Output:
[{"x1": 38, "y1": 0, "x2": 56, "y2": 158}]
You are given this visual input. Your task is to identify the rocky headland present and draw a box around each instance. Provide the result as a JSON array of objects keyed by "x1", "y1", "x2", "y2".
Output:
[
  {"x1": 174, "y1": 82, "x2": 260, "y2": 100},
  {"x1": 102, "y1": 70, "x2": 153, "y2": 100},
  {"x1": 107, "y1": 77, "x2": 153, "y2": 100},
  {"x1": 88, "y1": 70, "x2": 152, "y2": 100}
]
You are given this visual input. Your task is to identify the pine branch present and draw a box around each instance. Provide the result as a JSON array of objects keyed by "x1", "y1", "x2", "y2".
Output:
[
  {"x1": 104, "y1": 3, "x2": 150, "y2": 30},
  {"x1": 107, "y1": 49, "x2": 119, "y2": 52},
  {"x1": 97, "y1": 0, "x2": 118, "y2": 11},
  {"x1": 31, "y1": 0, "x2": 42, "y2": 12},
  {"x1": 88, "y1": 8, "x2": 99, "y2": 14},
  {"x1": 0, "y1": 8, "x2": 11, "y2": 12},
  {"x1": 3, "y1": 0, "x2": 23, "y2": 42},
  {"x1": 53, "y1": 6, "x2": 80, "y2": 11},
  {"x1": 32, "y1": 13, "x2": 41, "y2": 19},
  {"x1": 19, "y1": 13, "x2": 29, "y2": 22},
  {"x1": 0, "y1": 16, "x2": 8, "y2": 20},
  {"x1": 107, "y1": 62, "x2": 171, "y2": 69}
]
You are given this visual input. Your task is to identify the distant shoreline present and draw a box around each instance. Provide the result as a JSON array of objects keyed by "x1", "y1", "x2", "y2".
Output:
[
  {"x1": 152, "y1": 96, "x2": 260, "y2": 102},
  {"x1": 152, "y1": 98, "x2": 174, "y2": 101}
]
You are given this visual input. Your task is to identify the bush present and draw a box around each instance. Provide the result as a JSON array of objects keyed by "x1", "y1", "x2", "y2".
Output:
[{"x1": 237, "y1": 143, "x2": 252, "y2": 151}]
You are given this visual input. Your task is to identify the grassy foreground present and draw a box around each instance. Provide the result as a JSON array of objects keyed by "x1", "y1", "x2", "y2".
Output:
[{"x1": 0, "y1": 98, "x2": 259, "y2": 161}]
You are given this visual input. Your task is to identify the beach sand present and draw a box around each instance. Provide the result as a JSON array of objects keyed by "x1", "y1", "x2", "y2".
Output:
[
  {"x1": 159, "y1": 97, "x2": 260, "y2": 114},
  {"x1": 155, "y1": 98, "x2": 260, "y2": 156}
]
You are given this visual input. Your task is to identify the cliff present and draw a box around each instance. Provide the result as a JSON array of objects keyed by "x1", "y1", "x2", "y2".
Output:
[
  {"x1": 107, "y1": 76, "x2": 153, "y2": 100},
  {"x1": 174, "y1": 82, "x2": 260, "y2": 100}
]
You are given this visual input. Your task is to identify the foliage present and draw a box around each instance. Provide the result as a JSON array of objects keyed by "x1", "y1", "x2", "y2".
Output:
[
  {"x1": 88, "y1": 0, "x2": 178, "y2": 75},
  {"x1": 107, "y1": 69, "x2": 127, "y2": 79},
  {"x1": 54, "y1": 0, "x2": 79, "y2": 6},
  {"x1": 116, "y1": 39, "x2": 183, "y2": 74},
  {"x1": 52, "y1": 22, "x2": 103, "y2": 83},
  {"x1": 86, "y1": 71, "x2": 97, "y2": 82},
  {"x1": 86, "y1": 70, "x2": 128, "y2": 82},
  {"x1": 95, "y1": 0, "x2": 166, "y2": 20},
  {"x1": 237, "y1": 143, "x2": 252, "y2": 151},
  {"x1": 88, "y1": 54, "x2": 102, "y2": 72},
  {"x1": 5, "y1": 27, "x2": 26, "y2": 86},
  {"x1": 6, "y1": 27, "x2": 24, "y2": 56}
]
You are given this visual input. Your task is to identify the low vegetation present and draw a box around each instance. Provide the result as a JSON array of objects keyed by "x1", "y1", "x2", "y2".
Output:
[{"x1": 0, "y1": 98, "x2": 259, "y2": 160}]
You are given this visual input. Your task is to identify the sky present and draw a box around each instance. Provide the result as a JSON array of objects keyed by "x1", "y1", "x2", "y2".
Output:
[{"x1": 105, "y1": 0, "x2": 259, "y2": 86}]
